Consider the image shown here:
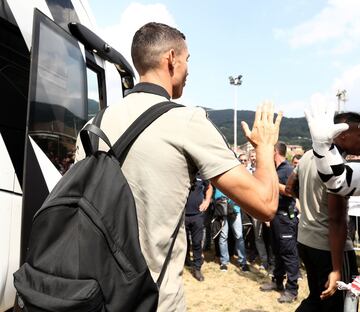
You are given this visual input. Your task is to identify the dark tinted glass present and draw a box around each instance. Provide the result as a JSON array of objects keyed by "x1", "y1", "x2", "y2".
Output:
[{"x1": 29, "y1": 13, "x2": 86, "y2": 174}]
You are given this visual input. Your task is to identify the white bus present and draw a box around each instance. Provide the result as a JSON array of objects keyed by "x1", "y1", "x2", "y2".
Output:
[{"x1": 0, "y1": 1, "x2": 134, "y2": 310}]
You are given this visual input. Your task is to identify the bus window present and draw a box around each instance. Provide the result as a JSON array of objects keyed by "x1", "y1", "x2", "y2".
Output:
[{"x1": 27, "y1": 10, "x2": 87, "y2": 175}]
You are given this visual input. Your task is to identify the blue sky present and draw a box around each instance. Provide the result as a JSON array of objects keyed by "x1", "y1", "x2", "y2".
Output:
[{"x1": 87, "y1": 0, "x2": 360, "y2": 117}]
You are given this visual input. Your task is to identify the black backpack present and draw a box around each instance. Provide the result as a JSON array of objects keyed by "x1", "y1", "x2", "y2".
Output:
[{"x1": 13, "y1": 101, "x2": 183, "y2": 312}]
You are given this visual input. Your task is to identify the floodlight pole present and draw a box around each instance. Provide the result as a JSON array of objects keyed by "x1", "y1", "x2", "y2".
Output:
[
  {"x1": 336, "y1": 89, "x2": 347, "y2": 113},
  {"x1": 229, "y1": 75, "x2": 243, "y2": 153}
]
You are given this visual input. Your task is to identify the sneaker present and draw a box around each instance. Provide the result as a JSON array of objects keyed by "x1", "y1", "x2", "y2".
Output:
[
  {"x1": 220, "y1": 264, "x2": 228, "y2": 272},
  {"x1": 191, "y1": 268, "x2": 204, "y2": 282},
  {"x1": 277, "y1": 291, "x2": 297, "y2": 303},
  {"x1": 259, "y1": 281, "x2": 284, "y2": 292},
  {"x1": 241, "y1": 264, "x2": 250, "y2": 272}
]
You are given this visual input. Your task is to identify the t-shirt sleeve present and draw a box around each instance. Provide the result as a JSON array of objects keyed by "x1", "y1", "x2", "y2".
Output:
[
  {"x1": 183, "y1": 107, "x2": 240, "y2": 180},
  {"x1": 313, "y1": 145, "x2": 360, "y2": 196}
]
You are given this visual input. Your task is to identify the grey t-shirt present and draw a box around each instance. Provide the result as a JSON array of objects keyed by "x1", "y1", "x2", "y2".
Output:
[
  {"x1": 76, "y1": 87, "x2": 239, "y2": 311},
  {"x1": 296, "y1": 150, "x2": 353, "y2": 251}
]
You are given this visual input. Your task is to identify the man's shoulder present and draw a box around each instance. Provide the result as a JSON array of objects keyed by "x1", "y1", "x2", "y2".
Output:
[
  {"x1": 278, "y1": 160, "x2": 292, "y2": 171},
  {"x1": 115, "y1": 95, "x2": 206, "y2": 119},
  {"x1": 297, "y1": 150, "x2": 315, "y2": 170}
]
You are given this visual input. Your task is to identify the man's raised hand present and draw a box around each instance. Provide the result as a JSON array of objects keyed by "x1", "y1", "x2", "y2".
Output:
[
  {"x1": 304, "y1": 102, "x2": 348, "y2": 154},
  {"x1": 241, "y1": 100, "x2": 282, "y2": 148}
]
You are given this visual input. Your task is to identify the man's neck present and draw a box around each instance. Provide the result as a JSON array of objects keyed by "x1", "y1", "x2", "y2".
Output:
[
  {"x1": 139, "y1": 72, "x2": 172, "y2": 98},
  {"x1": 275, "y1": 156, "x2": 285, "y2": 168}
]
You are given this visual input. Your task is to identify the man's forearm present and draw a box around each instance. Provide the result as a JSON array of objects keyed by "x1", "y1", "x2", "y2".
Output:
[
  {"x1": 285, "y1": 172, "x2": 299, "y2": 198},
  {"x1": 279, "y1": 183, "x2": 293, "y2": 197},
  {"x1": 329, "y1": 220, "x2": 346, "y2": 272},
  {"x1": 328, "y1": 193, "x2": 348, "y2": 272},
  {"x1": 199, "y1": 184, "x2": 213, "y2": 211},
  {"x1": 253, "y1": 144, "x2": 279, "y2": 216},
  {"x1": 204, "y1": 184, "x2": 213, "y2": 203},
  {"x1": 212, "y1": 159, "x2": 278, "y2": 221}
]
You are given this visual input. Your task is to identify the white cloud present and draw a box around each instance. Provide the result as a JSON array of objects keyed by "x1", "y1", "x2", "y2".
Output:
[
  {"x1": 287, "y1": 64, "x2": 360, "y2": 117},
  {"x1": 331, "y1": 39, "x2": 356, "y2": 55},
  {"x1": 277, "y1": 100, "x2": 308, "y2": 118},
  {"x1": 331, "y1": 64, "x2": 360, "y2": 112},
  {"x1": 275, "y1": 0, "x2": 360, "y2": 53},
  {"x1": 98, "y1": 3, "x2": 176, "y2": 71},
  {"x1": 308, "y1": 92, "x2": 334, "y2": 110},
  {"x1": 93, "y1": 2, "x2": 177, "y2": 106},
  {"x1": 332, "y1": 64, "x2": 360, "y2": 89},
  {"x1": 273, "y1": 1, "x2": 360, "y2": 116}
]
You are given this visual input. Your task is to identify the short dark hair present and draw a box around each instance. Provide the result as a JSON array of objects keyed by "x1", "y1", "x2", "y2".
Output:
[
  {"x1": 275, "y1": 141, "x2": 287, "y2": 157},
  {"x1": 334, "y1": 112, "x2": 360, "y2": 124},
  {"x1": 131, "y1": 22, "x2": 186, "y2": 75},
  {"x1": 292, "y1": 154, "x2": 302, "y2": 162}
]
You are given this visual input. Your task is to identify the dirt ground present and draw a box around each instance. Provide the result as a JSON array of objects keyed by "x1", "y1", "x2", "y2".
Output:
[{"x1": 183, "y1": 249, "x2": 309, "y2": 312}]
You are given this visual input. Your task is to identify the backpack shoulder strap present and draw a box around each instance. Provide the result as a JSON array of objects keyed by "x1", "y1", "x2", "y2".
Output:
[
  {"x1": 112, "y1": 101, "x2": 183, "y2": 164},
  {"x1": 90, "y1": 108, "x2": 107, "y2": 151},
  {"x1": 80, "y1": 123, "x2": 112, "y2": 156},
  {"x1": 156, "y1": 210, "x2": 184, "y2": 288},
  {"x1": 80, "y1": 108, "x2": 108, "y2": 156}
]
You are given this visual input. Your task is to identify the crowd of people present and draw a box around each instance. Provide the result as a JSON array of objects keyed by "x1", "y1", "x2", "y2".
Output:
[
  {"x1": 184, "y1": 146, "x2": 300, "y2": 300},
  {"x1": 185, "y1": 140, "x2": 360, "y2": 310}
]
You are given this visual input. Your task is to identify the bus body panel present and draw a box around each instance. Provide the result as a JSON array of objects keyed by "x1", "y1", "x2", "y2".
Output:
[{"x1": 0, "y1": 1, "x2": 133, "y2": 309}]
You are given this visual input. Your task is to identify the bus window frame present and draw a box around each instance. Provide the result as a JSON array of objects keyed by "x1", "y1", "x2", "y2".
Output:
[{"x1": 85, "y1": 52, "x2": 107, "y2": 111}]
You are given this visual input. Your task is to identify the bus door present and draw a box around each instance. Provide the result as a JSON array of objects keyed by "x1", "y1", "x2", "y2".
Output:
[{"x1": 21, "y1": 8, "x2": 104, "y2": 263}]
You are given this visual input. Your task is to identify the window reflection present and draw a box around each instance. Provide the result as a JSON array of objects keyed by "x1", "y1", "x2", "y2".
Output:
[{"x1": 29, "y1": 18, "x2": 86, "y2": 174}]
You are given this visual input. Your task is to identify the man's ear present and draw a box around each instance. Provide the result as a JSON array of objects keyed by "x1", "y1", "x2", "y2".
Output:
[
  {"x1": 166, "y1": 49, "x2": 176, "y2": 75},
  {"x1": 168, "y1": 49, "x2": 176, "y2": 68}
]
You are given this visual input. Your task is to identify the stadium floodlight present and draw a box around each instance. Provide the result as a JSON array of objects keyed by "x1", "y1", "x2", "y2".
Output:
[
  {"x1": 336, "y1": 89, "x2": 347, "y2": 113},
  {"x1": 228, "y1": 75, "x2": 243, "y2": 153}
]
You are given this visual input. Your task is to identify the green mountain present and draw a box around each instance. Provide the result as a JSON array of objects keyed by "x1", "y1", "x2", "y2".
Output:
[{"x1": 206, "y1": 109, "x2": 312, "y2": 151}]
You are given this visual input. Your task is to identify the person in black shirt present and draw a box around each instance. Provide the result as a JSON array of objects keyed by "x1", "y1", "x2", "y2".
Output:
[
  {"x1": 260, "y1": 141, "x2": 299, "y2": 303},
  {"x1": 185, "y1": 173, "x2": 213, "y2": 281}
]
